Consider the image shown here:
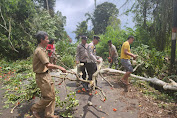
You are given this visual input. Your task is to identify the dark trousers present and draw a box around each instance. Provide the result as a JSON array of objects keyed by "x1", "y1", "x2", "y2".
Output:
[
  {"x1": 80, "y1": 62, "x2": 87, "y2": 80},
  {"x1": 80, "y1": 62, "x2": 97, "y2": 81}
]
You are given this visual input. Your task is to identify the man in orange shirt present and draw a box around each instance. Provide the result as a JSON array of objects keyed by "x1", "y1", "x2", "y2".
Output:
[{"x1": 120, "y1": 36, "x2": 137, "y2": 87}]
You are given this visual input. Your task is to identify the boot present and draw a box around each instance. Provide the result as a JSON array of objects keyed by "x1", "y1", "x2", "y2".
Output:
[{"x1": 82, "y1": 82, "x2": 89, "y2": 91}]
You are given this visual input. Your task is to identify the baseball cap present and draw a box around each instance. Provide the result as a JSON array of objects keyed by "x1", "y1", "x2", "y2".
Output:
[{"x1": 81, "y1": 36, "x2": 88, "y2": 40}]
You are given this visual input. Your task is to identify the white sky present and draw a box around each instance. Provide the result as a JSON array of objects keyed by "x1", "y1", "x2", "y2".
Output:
[{"x1": 55, "y1": 0, "x2": 135, "y2": 42}]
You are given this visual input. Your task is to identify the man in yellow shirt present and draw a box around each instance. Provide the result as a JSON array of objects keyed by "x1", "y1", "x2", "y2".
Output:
[{"x1": 120, "y1": 36, "x2": 137, "y2": 87}]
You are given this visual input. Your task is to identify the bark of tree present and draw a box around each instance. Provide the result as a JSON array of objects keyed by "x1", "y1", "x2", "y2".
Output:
[{"x1": 100, "y1": 68, "x2": 177, "y2": 91}]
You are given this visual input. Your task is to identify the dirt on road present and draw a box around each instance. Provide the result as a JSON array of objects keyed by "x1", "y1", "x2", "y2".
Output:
[{"x1": 0, "y1": 72, "x2": 176, "y2": 118}]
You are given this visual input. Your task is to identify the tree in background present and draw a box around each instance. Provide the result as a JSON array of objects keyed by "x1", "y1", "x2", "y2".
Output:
[
  {"x1": 34, "y1": 0, "x2": 56, "y2": 17},
  {"x1": 0, "y1": 0, "x2": 36, "y2": 59},
  {"x1": 94, "y1": 0, "x2": 97, "y2": 8},
  {"x1": 73, "y1": 20, "x2": 95, "y2": 42},
  {"x1": 0, "y1": 0, "x2": 67, "y2": 60},
  {"x1": 132, "y1": 0, "x2": 173, "y2": 51},
  {"x1": 86, "y1": 2, "x2": 119, "y2": 35},
  {"x1": 44, "y1": 0, "x2": 56, "y2": 16},
  {"x1": 96, "y1": 16, "x2": 122, "y2": 59},
  {"x1": 107, "y1": 16, "x2": 121, "y2": 30},
  {"x1": 73, "y1": 21, "x2": 88, "y2": 41}
]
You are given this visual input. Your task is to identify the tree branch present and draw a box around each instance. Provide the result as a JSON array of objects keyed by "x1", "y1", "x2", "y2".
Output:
[
  {"x1": 100, "y1": 68, "x2": 177, "y2": 91},
  {"x1": 119, "y1": 0, "x2": 129, "y2": 10},
  {"x1": 0, "y1": 6, "x2": 7, "y2": 29},
  {"x1": 99, "y1": 73, "x2": 114, "y2": 87},
  {"x1": 8, "y1": 18, "x2": 19, "y2": 52},
  {"x1": 133, "y1": 62, "x2": 143, "y2": 72}
]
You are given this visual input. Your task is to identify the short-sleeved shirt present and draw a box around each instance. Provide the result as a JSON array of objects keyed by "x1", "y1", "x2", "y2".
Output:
[
  {"x1": 76, "y1": 43, "x2": 88, "y2": 62},
  {"x1": 33, "y1": 45, "x2": 49, "y2": 73},
  {"x1": 121, "y1": 41, "x2": 131, "y2": 59},
  {"x1": 109, "y1": 44, "x2": 118, "y2": 57}
]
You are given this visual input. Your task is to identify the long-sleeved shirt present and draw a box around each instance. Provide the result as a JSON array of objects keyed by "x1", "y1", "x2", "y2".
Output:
[
  {"x1": 76, "y1": 43, "x2": 88, "y2": 62},
  {"x1": 87, "y1": 42, "x2": 99, "y2": 63}
]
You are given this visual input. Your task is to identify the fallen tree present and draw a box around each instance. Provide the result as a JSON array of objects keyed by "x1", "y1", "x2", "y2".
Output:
[
  {"x1": 100, "y1": 68, "x2": 177, "y2": 91},
  {"x1": 53, "y1": 55, "x2": 177, "y2": 101}
]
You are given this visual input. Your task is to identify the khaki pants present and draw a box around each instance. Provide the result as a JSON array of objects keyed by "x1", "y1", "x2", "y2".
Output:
[{"x1": 31, "y1": 72, "x2": 55, "y2": 117}]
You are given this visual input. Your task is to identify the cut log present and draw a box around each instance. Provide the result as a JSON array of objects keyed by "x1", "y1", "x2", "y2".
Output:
[
  {"x1": 92, "y1": 58, "x2": 103, "y2": 90},
  {"x1": 100, "y1": 68, "x2": 177, "y2": 91}
]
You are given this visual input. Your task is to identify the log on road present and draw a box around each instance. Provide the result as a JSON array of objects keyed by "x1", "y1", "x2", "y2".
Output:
[{"x1": 100, "y1": 68, "x2": 177, "y2": 91}]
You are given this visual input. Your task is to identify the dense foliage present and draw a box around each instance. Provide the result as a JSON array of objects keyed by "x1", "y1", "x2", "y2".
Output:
[
  {"x1": 131, "y1": 0, "x2": 173, "y2": 51},
  {"x1": 73, "y1": 21, "x2": 95, "y2": 42},
  {"x1": 55, "y1": 39, "x2": 77, "y2": 69},
  {"x1": 0, "y1": 0, "x2": 78, "y2": 117},
  {"x1": 0, "y1": 0, "x2": 176, "y2": 117},
  {"x1": 0, "y1": 58, "x2": 79, "y2": 117},
  {"x1": 96, "y1": 25, "x2": 176, "y2": 78},
  {"x1": 0, "y1": 0, "x2": 67, "y2": 60},
  {"x1": 73, "y1": 21, "x2": 88, "y2": 41}
]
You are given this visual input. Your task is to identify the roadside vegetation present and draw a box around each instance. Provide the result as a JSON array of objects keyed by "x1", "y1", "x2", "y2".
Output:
[{"x1": 0, "y1": 0, "x2": 176, "y2": 117}]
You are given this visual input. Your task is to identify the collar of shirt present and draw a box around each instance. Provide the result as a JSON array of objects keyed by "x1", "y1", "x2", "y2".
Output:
[
  {"x1": 91, "y1": 41, "x2": 95, "y2": 46},
  {"x1": 38, "y1": 44, "x2": 46, "y2": 49},
  {"x1": 38, "y1": 44, "x2": 47, "y2": 52},
  {"x1": 81, "y1": 43, "x2": 86, "y2": 47},
  {"x1": 80, "y1": 43, "x2": 88, "y2": 49}
]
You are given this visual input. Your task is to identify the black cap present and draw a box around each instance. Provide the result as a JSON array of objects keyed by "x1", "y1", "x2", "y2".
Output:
[
  {"x1": 94, "y1": 36, "x2": 100, "y2": 41},
  {"x1": 81, "y1": 36, "x2": 88, "y2": 40},
  {"x1": 108, "y1": 40, "x2": 112, "y2": 43}
]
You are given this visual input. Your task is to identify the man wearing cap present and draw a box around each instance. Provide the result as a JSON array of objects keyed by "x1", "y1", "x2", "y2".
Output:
[
  {"x1": 31, "y1": 31, "x2": 66, "y2": 118},
  {"x1": 108, "y1": 40, "x2": 119, "y2": 70},
  {"x1": 76, "y1": 36, "x2": 89, "y2": 89},
  {"x1": 86, "y1": 36, "x2": 101, "y2": 86},
  {"x1": 120, "y1": 36, "x2": 137, "y2": 87}
]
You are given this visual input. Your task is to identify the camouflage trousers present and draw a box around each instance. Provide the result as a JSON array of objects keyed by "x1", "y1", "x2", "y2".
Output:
[{"x1": 109, "y1": 56, "x2": 119, "y2": 70}]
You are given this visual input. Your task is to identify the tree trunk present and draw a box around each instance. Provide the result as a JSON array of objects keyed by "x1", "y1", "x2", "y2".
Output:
[{"x1": 100, "y1": 68, "x2": 177, "y2": 91}]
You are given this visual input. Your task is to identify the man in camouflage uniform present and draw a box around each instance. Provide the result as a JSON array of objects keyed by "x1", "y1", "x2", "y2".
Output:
[
  {"x1": 31, "y1": 31, "x2": 66, "y2": 118},
  {"x1": 108, "y1": 40, "x2": 119, "y2": 70}
]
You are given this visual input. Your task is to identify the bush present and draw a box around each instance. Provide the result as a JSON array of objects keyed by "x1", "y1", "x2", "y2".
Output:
[
  {"x1": 96, "y1": 26, "x2": 128, "y2": 60},
  {"x1": 60, "y1": 54, "x2": 75, "y2": 69},
  {"x1": 55, "y1": 39, "x2": 76, "y2": 69},
  {"x1": 55, "y1": 39, "x2": 76, "y2": 57},
  {"x1": 131, "y1": 44, "x2": 166, "y2": 77},
  {"x1": 0, "y1": 0, "x2": 67, "y2": 60},
  {"x1": 0, "y1": 57, "x2": 78, "y2": 117}
]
